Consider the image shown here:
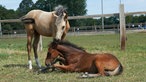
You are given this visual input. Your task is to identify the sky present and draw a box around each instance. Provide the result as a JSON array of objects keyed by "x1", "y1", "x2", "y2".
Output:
[{"x1": 0, "y1": 0, "x2": 146, "y2": 15}]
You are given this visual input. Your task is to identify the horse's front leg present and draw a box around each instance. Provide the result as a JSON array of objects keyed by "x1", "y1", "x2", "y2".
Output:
[
  {"x1": 55, "y1": 56, "x2": 66, "y2": 65},
  {"x1": 53, "y1": 64, "x2": 75, "y2": 72},
  {"x1": 33, "y1": 32, "x2": 41, "y2": 69}
]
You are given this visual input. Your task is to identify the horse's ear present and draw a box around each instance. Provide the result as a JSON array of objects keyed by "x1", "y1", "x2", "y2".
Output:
[
  {"x1": 66, "y1": 21, "x2": 70, "y2": 30},
  {"x1": 52, "y1": 13, "x2": 58, "y2": 18},
  {"x1": 63, "y1": 13, "x2": 68, "y2": 21}
]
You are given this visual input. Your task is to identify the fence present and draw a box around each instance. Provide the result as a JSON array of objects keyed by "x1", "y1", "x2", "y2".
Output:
[{"x1": 1, "y1": 4, "x2": 146, "y2": 50}]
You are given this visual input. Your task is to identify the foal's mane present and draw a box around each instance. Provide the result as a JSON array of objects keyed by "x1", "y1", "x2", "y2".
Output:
[
  {"x1": 51, "y1": 40, "x2": 85, "y2": 52},
  {"x1": 54, "y1": 5, "x2": 67, "y2": 16}
]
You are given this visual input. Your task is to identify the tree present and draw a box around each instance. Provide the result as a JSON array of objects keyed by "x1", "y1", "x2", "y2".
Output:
[
  {"x1": 0, "y1": 5, "x2": 7, "y2": 19},
  {"x1": 57, "y1": 0, "x2": 87, "y2": 26},
  {"x1": 33, "y1": 0, "x2": 48, "y2": 11},
  {"x1": 32, "y1": 0, "x2": 87, "y2": 26},
  {"x1": 139, "y1": 15, "x2": 146, "y2": 23},
  {"x1": 17, "y1": 0, "x2": 34, "y2": 16},
  {"x1": 45, "y1": 0, "x2": 58, "y2": 11},
  {"x1": 33, "y1": 0, "x2": 61, "y2": 12},
  {"x1": 104, "y1": 16, "x2": 119, "y2": 25}
]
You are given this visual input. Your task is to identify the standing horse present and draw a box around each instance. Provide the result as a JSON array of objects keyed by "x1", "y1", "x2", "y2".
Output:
[
  {"x1": 21, "y1": 5, "x2": 70, "y2": 69},
  {"x1": 45, "y1": 41, "x2": 123, "y2": 77}
]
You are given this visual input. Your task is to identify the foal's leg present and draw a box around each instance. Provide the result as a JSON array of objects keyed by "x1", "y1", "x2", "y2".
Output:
[
  {"x1": 79, "y1": 73, "x2": 101, "y2": 78},
  {"x1": 25, "y1": 24, "x2": 34, "y2": 69},
  {"x1": 33, "y1": 31, "x2": 41, "y2": 68},
  {"x1": 53, "y1": 64, "x2": 75, "y2": 72},
  {"x1": 95, "y1": 61, "x2": 106, "y2": 76}
]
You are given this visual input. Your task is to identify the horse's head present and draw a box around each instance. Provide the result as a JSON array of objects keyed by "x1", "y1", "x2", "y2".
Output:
[
  {"x1": 53, "y1": 5, "x2": 68, "y2": 40},
  {"x1": 45, "y1": 42, "x2": 61, "y2": 66}
]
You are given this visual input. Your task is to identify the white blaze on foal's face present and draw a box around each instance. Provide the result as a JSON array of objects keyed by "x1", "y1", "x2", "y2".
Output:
[{"x1": 54, "y1": 13, "x2": 66, "y2": 40}]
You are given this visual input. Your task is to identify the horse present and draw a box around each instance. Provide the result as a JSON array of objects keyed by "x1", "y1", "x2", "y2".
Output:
[
  {"x1": 21, "y1": 5, "x2": 70, "y2": 69},
  {"x1": 44, "y1": 40, "x2": 123, "y2": 77}
]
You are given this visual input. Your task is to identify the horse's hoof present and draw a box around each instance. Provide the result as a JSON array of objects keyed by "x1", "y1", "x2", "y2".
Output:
[
  {"x1": 39, "y1": 68, "x2": 42, "y2": 72},
  {"x1": 40, "y1": 68, "x2": 48, "y2": 72}
]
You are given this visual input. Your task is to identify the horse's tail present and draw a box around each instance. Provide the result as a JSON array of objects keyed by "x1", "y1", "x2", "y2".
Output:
[
  {"x1": 105, "y1": 64, "x2": 123, "y2": 76},
  {"x1": 20, "y1": 15, "x2": 35, "y2": 24}
]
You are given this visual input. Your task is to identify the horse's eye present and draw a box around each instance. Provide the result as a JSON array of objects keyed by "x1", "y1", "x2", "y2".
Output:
[{"x1": 62, "y1": 26, "x2": 65, "y2": 30}]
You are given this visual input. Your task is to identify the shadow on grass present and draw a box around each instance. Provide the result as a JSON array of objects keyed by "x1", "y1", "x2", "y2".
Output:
[
  {"x1": 3, "y1": 64, "x2": 51, "y2": 73},
  {"x1": 3, "y1": 64, "x2": 28, "y2": 68}
]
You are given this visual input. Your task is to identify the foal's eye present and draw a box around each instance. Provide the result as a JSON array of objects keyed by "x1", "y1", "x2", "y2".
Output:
[{"x1": 62, "y1": 26, "x2": 65, "y2": 30}]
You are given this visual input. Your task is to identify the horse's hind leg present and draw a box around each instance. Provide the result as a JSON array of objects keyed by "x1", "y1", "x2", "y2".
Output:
[
  {"x1": 33, "y1": 31, "x2": 41, "y2": 68},
  {"x1": 25, "y1": 24, "x2": 34, "y2": 69}
]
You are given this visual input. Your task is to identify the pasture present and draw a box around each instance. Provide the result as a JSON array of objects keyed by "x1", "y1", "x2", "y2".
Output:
[{"x1": 0, "y1": 33, "x2": 146, "y2": 82}]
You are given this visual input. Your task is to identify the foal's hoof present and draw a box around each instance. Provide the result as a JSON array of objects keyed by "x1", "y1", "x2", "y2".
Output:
[{"x1": 77, "y1": 72, "x2": 89, "y2": 78}]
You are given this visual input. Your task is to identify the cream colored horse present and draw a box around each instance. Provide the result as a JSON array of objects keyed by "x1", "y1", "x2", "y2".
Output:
[{"x1": 21, "y1": 5, "x2": 70, "y2": 69}]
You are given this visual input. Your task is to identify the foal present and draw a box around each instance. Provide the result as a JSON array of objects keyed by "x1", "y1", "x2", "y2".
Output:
[{"x1": 45, "y1": 41, "x2": 123, "y2": 77}]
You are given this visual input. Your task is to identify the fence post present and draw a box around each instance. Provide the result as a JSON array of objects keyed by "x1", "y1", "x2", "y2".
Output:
[
  {"x1": 119, "y1": 4, "x2": 126, "y2": 51},
  {"x1": 0, "y1": 21, "x2": 2, "y2": 36}
]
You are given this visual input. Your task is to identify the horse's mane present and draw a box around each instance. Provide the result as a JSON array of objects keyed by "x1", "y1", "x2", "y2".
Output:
[
  {"x1": 51, "y1": 40, "x2": 85, "y2": 52},
  {"x1": 54, "y1": 5, "x2": 67, "y2": 16}
]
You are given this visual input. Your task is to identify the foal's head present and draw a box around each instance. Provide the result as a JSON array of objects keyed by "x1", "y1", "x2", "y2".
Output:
[
  {"x1": 45, "y1": 40, "x2": 86, "y2": 66},
  {"x1": 45, "y1": 42, "x2": 61, "y2": 66},
  {"x1": 53, "y1": 5, "x2": 68, "y2": 40}
]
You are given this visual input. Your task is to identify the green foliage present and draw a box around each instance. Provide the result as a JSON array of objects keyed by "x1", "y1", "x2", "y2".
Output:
[
  {"x1": 64, "y1": 0, "x2": 87, "y2": 26},
  {"x1": 0, "y1": 5, "x2": 24, "y2": 32},
  {"x1": 17, "y1": 0, "x2": 34, "y2": 16},
  {"x1": 32, "y1": 0, "x2": 87, "y2": 26},
  {"x1": 104, "y1": 16, "x2": 119, "y2": 25},
  {"x1": 63, "y1": 0, "x2": 87, "y2": 16},
  {"x1": 0, "y1": 5, "x2": 7, "y2": 19},
  {"x1": 1, "y1": 1, "x2": 146, "y2": 31},
  {"x1": 32, "y1": 0, "x2": 49, "y2": 11},
  {"x1": 126, "y1": 15, "x2": 146, "y2": 24}
]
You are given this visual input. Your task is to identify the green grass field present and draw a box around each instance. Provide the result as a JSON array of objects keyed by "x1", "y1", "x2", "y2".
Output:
[{"x1": 0, "y1": 33, "x2": 146, "y2": 82}]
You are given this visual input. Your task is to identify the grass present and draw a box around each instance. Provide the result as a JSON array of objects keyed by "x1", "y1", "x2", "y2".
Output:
[{"x1": 0, "y1": 33, "x2": 146, "y2": 82}]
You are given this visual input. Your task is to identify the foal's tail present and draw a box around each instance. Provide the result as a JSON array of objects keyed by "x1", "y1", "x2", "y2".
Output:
[
  {"x1": 106, "y1": 64, "x2": 123, "y2": 76},
  {"x1": 20, "y1": 16, "x2": 35, "y2": 24}
]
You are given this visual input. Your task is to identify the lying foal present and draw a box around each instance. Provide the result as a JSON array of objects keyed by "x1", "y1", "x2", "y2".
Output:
[{"x1": 44, "y1": 41, "x2": 123, "y2": 78}]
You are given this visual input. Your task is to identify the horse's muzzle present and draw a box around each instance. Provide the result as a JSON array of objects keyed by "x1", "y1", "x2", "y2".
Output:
[
  {"x1": 53, "y1": 38, "x2": 60, "y2": 43},
  {"x1": 45, "y1": 63, "x2": 51, "y2": 67},
  {"x1": 52, "y1": 38, "x2": 61, "y2": 48},
  {"x1": 40, "y1": 63, "x2": 55, "y2": 72}
]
